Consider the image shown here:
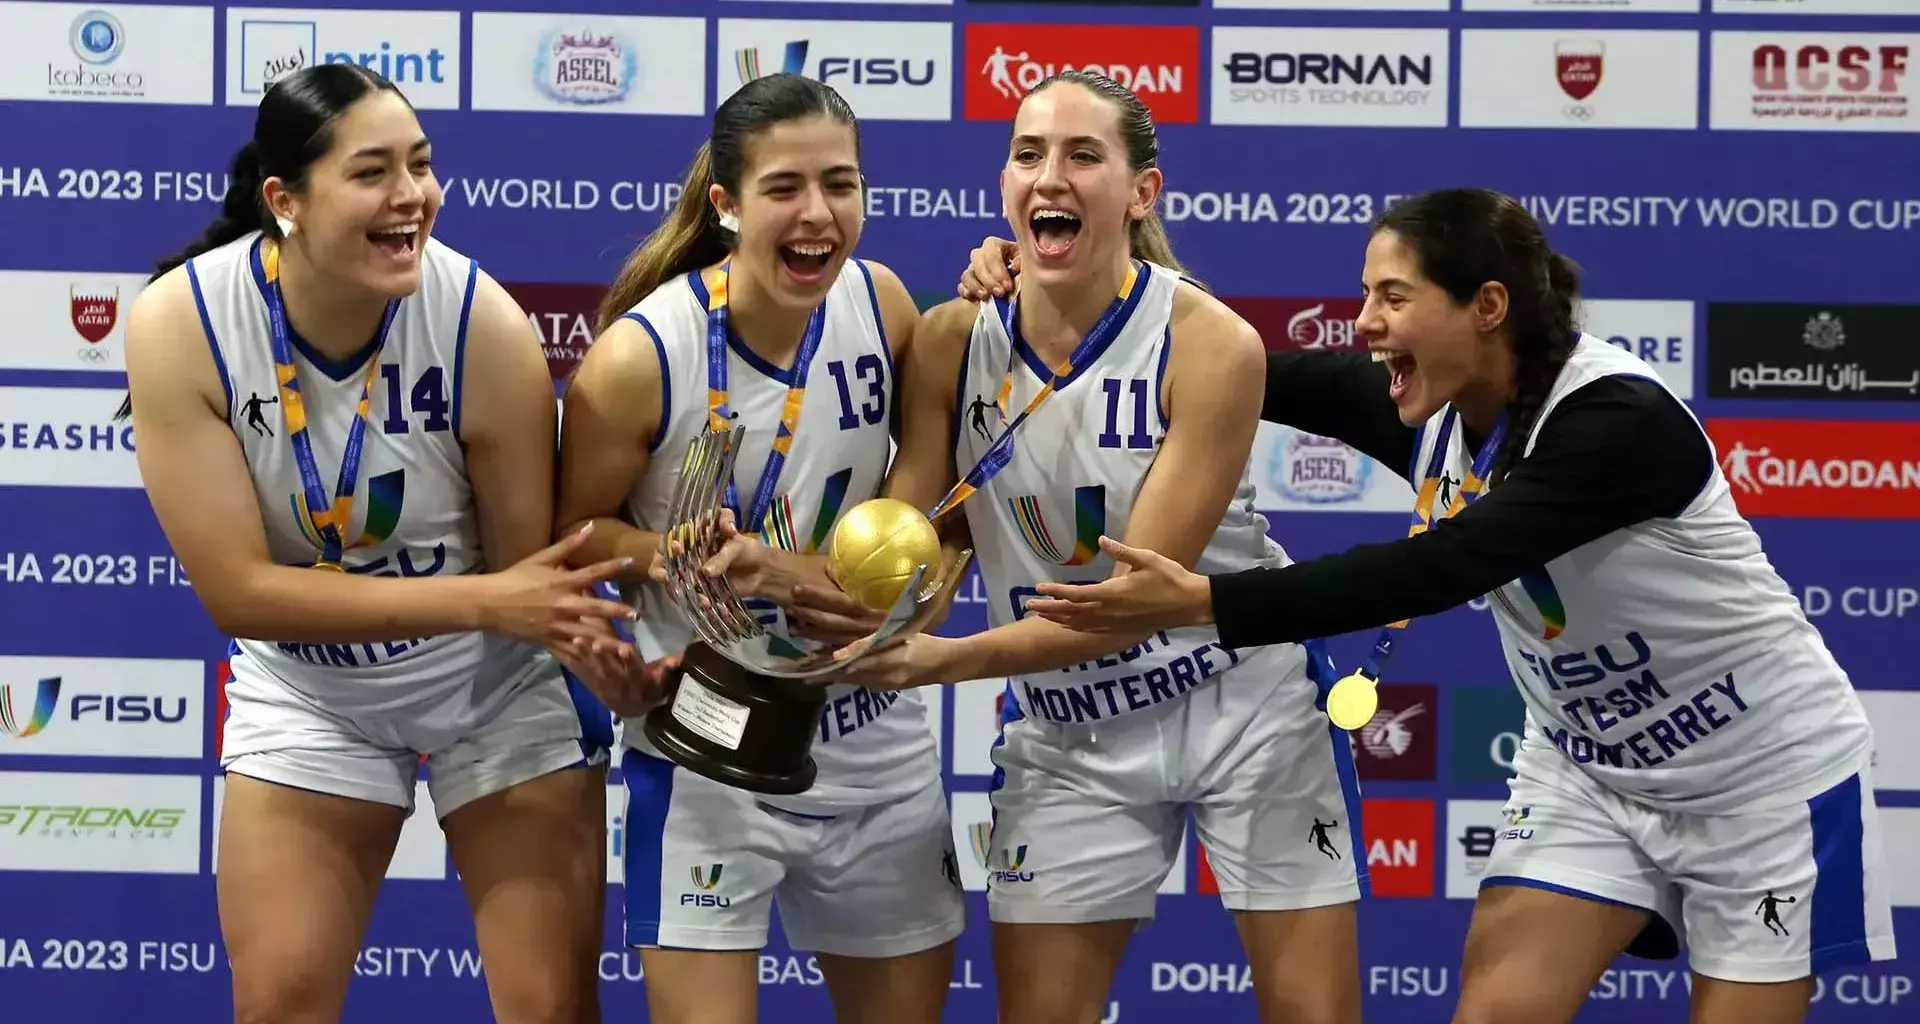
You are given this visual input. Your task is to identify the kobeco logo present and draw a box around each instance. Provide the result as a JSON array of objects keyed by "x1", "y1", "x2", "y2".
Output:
[
  {"x1": 964, "y1": 24, "x2": 1201, "y2": 123},
  {"x1": 1707, "y1": 418, "x2": 1920, "y2": 519}
]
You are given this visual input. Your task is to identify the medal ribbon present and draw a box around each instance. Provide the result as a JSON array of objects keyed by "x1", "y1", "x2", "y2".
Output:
[
  {"x1": 262, "y1": 240, "x2": 401, "y2": 570},
  {"x1": 703, "y1": 259, "x2": 829, "y2": 535},
  {"x1": 1350, "y1": 407, "x2": 1511, "y2": 681},
  {"x1": 927, "y1": 261, "x2": 1142, "y2": 523}
]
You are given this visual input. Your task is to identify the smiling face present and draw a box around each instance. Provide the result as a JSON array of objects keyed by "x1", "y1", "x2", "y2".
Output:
[
  {"x1": 709, "y1": 114, "x2": 864, "y2": 311},
  {"x1": 1000, "y1": 81, "x2": 1160, "y2": 285},
  {"x1": 266, "y1": 89, "x2": 440, "y2": 298},
  {"x1": 1357, "y1": 228, "x2": 1511, "y2": 426}
]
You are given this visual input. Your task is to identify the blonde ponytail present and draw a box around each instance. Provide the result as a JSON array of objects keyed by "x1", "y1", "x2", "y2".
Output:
[{"x1": 1130, "y1": 211, "x2": 1204, "y2": 289}]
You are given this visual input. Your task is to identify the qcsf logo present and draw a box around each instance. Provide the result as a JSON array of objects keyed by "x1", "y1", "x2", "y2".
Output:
[
  {"x1": 0, "y1": 657, "x2": 204, "y2": 758},
  {"x1": 225, "y1": 8, "x2": 462, "y2": 110}
]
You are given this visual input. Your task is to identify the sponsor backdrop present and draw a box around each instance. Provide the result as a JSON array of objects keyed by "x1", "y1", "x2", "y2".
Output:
[{"x1": 0, "y1": 0, "x2": 1915, "y2": 1021}]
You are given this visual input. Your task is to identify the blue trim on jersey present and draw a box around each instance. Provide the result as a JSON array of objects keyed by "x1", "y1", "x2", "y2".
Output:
[
  {"x1": 853, "y1": 260, "x2": 896, "y2": 383},
  {"x1": 618, "y1": 312, "x2": 673, "y2": 454},
  {"x1": 1001, "y1": 263, "x2": 1150, "y2": 388},
  {"x1": 1303, "y1": 640, "x2": 1369, "y2": 892},
  {"x1": 621, "y1": 748, "x2": 675, "y2": 948},
  {"x1": 450, "y1": 259, "x2": 479, "y2": 440},
  {"x1": 247, "y1": 240, "x2": 384, "y2": 382},
  {"x1": 685, "y1": 269, "x2": 802, "y2": 385},
  {"x1": 1806, "y1": 773, "x2": 1869, "y2": 975},
  {"x1": 949, "y1": 325, "x2": 973, "y2": 457},
  {"x1": 1152, "y1": 325, "x2": 1172, "y2": 430},
  {"x1": 185, "y1": 259, "x2": 234, "y2": 415}
]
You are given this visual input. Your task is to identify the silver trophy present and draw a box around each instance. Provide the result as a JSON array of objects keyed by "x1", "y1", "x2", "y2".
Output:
[{"x1": 641, "y1": 426, "x2": 973, "y2": 794}]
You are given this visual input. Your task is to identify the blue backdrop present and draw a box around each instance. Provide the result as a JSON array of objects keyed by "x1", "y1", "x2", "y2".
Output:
[{"x1": 1, "y1": 0, "x2": 1915, "y2": 1021}]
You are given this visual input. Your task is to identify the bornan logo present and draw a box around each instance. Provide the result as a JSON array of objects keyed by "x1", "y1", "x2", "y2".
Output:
[{"x1": 965, "y1": 24, "x2": 1201, "y2": 123}]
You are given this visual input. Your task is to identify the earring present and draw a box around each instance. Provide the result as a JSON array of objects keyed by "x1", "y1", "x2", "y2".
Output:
[
  {"x1": 274, "y1": 215, "x2": 296, "y2": 238},
  {"x1": 718, "y1": 211, "x2": 740, "y2": 233}
]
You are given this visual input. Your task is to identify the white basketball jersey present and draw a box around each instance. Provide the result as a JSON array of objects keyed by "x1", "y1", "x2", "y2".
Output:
[
  {"x1": 957, "y1": 261, "x2": 1297, "y2": 723},
  {"x1": 1412, "y1": 335, "x2": 1873, "y2": 813},
  {"x1": 620, "y1": 261, "x2": 938, "y2": 814},
  {"x1": 191, "y1": 232, "x2": 556, "y2": 723}
]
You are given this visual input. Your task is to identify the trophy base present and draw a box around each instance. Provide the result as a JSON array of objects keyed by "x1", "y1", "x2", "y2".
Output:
[{"x1": 640, "y1": 642, "x2": 827, "y2": 796}]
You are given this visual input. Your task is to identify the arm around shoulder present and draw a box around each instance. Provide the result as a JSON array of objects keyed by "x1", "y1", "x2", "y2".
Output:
[{"x1": 882, "y1": 296, "x2": 977, "y2": 514}]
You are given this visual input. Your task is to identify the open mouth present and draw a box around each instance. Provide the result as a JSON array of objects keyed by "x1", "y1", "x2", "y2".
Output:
[
  {"x1": 1372, "y1": 347, "x2": 1417, "y2": 403},
  {"x1": 368, "y1": 221, "x2": 422, "y2": 261},
  {"x1": 779, "y1": 241, "x2": 835, "y2": 282},
  {"x1": 1030, "y1": 208, "x2": 1081, "y2": 259}
]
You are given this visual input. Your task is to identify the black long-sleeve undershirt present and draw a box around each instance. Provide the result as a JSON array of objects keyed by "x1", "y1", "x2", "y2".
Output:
[{"x1": 1210, "y1": 351, "x2": 1715, "y2": 651}]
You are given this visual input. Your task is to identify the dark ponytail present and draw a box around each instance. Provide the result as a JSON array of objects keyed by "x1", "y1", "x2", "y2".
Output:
[
  {"x1": 1372, "y1": 188, "x2": 1582, "y2": 483},
  {"x1": 117, "y1": 64, "x2": 408, "y2": 421},
  {"x1": 597, "y1": 73, "x2": 860, "y2": 334}
]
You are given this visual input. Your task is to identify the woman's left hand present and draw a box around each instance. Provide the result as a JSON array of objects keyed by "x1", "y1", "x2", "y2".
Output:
[
  {"x1": 1025, "y1": 536, "x2": 1215, "y2": 635},
  {"x1": 826, "y1": 633, "x2": 961, "y2": 692}
]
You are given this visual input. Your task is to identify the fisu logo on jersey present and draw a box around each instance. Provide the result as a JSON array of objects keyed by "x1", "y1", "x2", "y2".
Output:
[
  {"x1": 1514, "y1": 630, "x2": 1754, "y2": 771},
  {"x1": 680, "y1": 863, "x2": 729, "y2": 908},
  {"x1": 1007, "y1": 484, "x2": 1107, "y2": 566}
]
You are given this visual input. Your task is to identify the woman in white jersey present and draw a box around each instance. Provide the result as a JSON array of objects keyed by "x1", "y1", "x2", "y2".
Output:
[
  {"x1": 966, "y1": 188, "x2": 1897, "y2": 1023},
  {"x1": 811, "y1": 71, "x2": 1364, "y2": 1024},
  {"x1": 120, "y1": 65, "x2": 635, "y2": 1023},
  {"x1": 552, "y1": 73, "x2": 962, "y2": 1024}
]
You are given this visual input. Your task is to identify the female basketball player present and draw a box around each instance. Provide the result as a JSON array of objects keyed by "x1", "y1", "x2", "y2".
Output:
[
  {"x1": 551, "y1": 73, "x2": 962, "y2": 1024},
  {"x1": 121, "y1": 65, "x2": 633, "y2": 1024},
  {"x1": 967, "y1": 188, "x2": 1896, "y2": 1024},
  {"x1": 819, "y1": 71, "x2": 1365, "y2": 1024}
]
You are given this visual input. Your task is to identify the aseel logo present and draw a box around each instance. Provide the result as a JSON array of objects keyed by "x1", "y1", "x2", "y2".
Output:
[
  {"x1": 1711, "y1": 33, "x2": 1915, "y2": 132},
  {"x1": 1706, "y1": 419, "x2": 1920, "y2": 519},
  {"x1": 965, "y1": 24, "x2": 1201, "y2": 123}
]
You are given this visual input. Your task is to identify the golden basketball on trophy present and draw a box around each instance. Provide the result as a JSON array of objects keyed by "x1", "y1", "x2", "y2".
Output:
[{"x1": 826, "y1": 497, "x2": 943, "y2": 611}]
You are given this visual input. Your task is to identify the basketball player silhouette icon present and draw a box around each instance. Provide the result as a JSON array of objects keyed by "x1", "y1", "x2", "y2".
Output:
[
  {"x1": 1756, "y1": 890, "x2": 1797, "y2": 937},
  {"x1": 242, "y1": 392, "x2": 279, "y2": 438},
  {"x1": 1309, "y1": 818, "x2": 1341, "y2": 861}
]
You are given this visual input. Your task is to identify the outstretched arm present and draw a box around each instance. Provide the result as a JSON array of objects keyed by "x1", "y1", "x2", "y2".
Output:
[{"x1": 833, "y1": 285, "x2": 1268, "y2": 688}]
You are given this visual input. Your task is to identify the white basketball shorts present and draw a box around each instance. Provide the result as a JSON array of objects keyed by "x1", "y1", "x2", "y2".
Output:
[
  {"x1": 621, "y1": 749, "x2": 966, "y2": 959},
  {"x1": 1482, "y1": 737, "x2": 1898, "y2": 983},
  {"x1": 220, "y1": 645, "x2": 614, "y2": 818},
  {"x1": 983, "y1": 642, "x2": 1365, "y2": 925}
]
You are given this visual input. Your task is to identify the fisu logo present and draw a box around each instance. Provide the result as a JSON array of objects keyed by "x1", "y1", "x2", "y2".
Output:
[
  {"x1": 680, "y1": 864, "x2": 731, "y2": 908},
  {"x1": 0, "y1": 677, "x2": 62, "y2": 738}
]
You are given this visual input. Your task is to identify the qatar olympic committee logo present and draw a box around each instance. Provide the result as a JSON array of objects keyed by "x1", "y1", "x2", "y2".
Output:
[{"x1": 70, "y1": 10, "x2": 126, "y2": 66}]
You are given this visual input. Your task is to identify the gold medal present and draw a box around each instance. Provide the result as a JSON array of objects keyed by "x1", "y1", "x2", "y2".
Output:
[
  {"x1": 1325, "y1": 672, "x2": 1379, "y2": 731},
  {"x1": 313, "y1": 559, "x2": 346, "y2": 572}
]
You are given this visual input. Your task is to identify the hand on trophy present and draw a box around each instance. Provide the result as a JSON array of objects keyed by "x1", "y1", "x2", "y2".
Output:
[
  {"x1": 649, "y1": 507, "x2": 794, "y2": 605},
  {"x1": 787, "y1": 582, "x2": 888, "y2": 647},
  {"x1": 824, "y1": 632, "x2": 963, "y2": 692}
]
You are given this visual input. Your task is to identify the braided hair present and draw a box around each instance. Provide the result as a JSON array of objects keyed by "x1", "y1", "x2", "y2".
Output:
[{"x1": 1373, "y1": 189, "x2": 1582, "y2": 483}]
